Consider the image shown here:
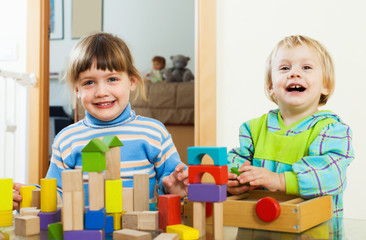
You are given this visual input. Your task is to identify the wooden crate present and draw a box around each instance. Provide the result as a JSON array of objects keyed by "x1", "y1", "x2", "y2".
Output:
[{"x1": 183, "y1": 190, "x2": 333, "y2": 233}]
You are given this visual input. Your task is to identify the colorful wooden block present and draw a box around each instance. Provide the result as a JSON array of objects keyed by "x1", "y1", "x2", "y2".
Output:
[
  {"x1": 153, "y1": 233, "x2": 179, "y2": 240},
  {"x1": 32, "y1": 188, "x2": 41, "y2": 208},
  {"x1": 64, "y1": 230, "x2": 103, "y2": 240},
  {"x1": 0, "y1": 210, "x2": 13, "y2": 227},
  {"x1": 158, "y1": 194, "x2": 181, "y2": 231},
  {"x1": 108, "y1": 212, "x2": 122, "y2": 230},
  {"x1": 149, "y1": 202, "x2": 156, "y2": 211},
  {"x1": 72, "y1": 191, "x2": 84, "y2": 230},
  {"x1": 188, "y1": 165, "x2": 228, "y2": 185},
  {"x1": 105, "y1": 179, "x2": 122, "y2": 213},
  {"x1": 133, "y1": 174, "x2": 149, "y2": 211},
  {"x1": 39, "y1": 208, "x2": 61, "y2": 230},
  {"x1": 188, "y1": 183, "x2": 226, "y2": 202},
  {"x1": 166, "y1": 224, "x2": 199, "y2": 240},
  {"x1": 20, "y1": 185, "x2": 37, "y2": 209},
  {"x1": 88, "y1": 172, "x2": 104, "y2": 211},
  {"x1": 62, "y1": 169, "x2": 83, "y2": 192},
  {"x1": 122, "y1": 211, "x2": 139, "y2": 230},
  {"x1": 62, "y1": 191, "x2": 73, "y2": 231},
  {"x1": 187, "y1": 147, "x2": 227, "y2": 166},
  {"x1": 20, "y1": 207, "x2": 40, "y2": 216},
  {"x1": 103, "y1": 135, "x2": 123, "y2": 180},
  {"x1": 105, "y1": 215, "x2": 114, "y2": 234},
  {"x1": 14, "y1": 216, "x2": 40, "y2": 236},
  {"x1": 85, "y1": 208, "x2": 106, "y2": 230},
  {"x1": 213, "y1": 202, "x2": 224, "y2": 240},
  {"x1": 122, "y1": 187, "x2": 134, "y2": 212},
  {"x1": 40, "y1": 178, "x2": 57, "y2": 212},
  {"x1": 138, "y1": 211, "x2": 159, "y2": 231},
  {"x1": 48, "y1": 222, "x2": 63, "y2": 240},
  {"x1": 113, "y1": 229, "x2": 152, "y2": 240},
  {"x1": 193, "y1": 201, "x2": 206, "y2": 238},
  {"x1": 0, "y1": 178, "x2": 13, "y2": 211},
  {"x1": 81, "y1": 138, "x2": 109, "y2": 172}
]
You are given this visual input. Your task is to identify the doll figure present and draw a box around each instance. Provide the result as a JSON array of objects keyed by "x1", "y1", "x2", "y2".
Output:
[{"x1": 146, "y1": 56, "x2": 166, "y2": 83}]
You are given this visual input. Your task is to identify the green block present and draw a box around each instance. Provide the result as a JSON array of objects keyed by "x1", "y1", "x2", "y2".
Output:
[
  {"x1": 230, "y1": 167, "x2": 250, "y2": 186},
  {"x1": 82, "y1": 138, "x2": 109, "y2": 152},
  {"x1": 102, "y1": 135, "x2": 123, "y2": 147},
  {"x1": 82, "y1": 152, "x2": 107, "y2": 172},
  {"x1": 48, "y1": 222, "x2": 63, "y2": 240}
]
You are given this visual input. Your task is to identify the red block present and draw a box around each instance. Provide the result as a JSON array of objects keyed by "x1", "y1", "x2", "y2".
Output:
[
  {"x1": 188, "y1": 165, "x2": 228, "y2": 185},
  {"x1": 158, "y1": 194, "x2": 181, "y2": 231}
]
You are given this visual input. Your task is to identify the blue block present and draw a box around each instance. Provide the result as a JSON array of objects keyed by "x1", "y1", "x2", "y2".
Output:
[
  {"x1": 85, "y1": 209, "x2": 106, "y2": 230},
  {"x1": 105, "y1": 215, "x2": 114, "y2": 234},
  {"x1": 188, "y1": 147, "x2": 227, "y2": 166},
  {"x1": 188, "y1": 183, "x2": 227, "y2": 202},
  {"x1": 149, "y1": 202, "x2": 157, "y2": 211}
]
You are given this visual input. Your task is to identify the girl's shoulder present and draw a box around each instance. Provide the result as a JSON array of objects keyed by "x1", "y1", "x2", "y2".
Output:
[{"x1": 131, "y1": 115, "x2": 170, "y2": 135}]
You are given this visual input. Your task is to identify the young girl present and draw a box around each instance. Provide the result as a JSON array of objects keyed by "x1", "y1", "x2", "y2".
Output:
[
  {"x1": 13, "y1": 32, "x2": 188, "y2": 209},
  {"x1": 227, "y1": 35, "x2": 354, "y2": 218}
]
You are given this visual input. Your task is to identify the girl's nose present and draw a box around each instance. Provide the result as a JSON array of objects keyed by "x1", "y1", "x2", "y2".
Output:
[
  {"x1": 95, "y1": 84, "x2": 109, "y2": 97},
  {"x1": 288, "y1": 68, "x2": 301, "y2": 79}
]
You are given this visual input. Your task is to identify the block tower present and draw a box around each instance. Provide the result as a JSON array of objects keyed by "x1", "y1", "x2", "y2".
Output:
[{"x1": 187, "y1": 147, "x2": 228, "y2": 239}]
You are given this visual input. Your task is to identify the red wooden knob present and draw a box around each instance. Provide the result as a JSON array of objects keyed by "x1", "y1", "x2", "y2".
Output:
[{"x1": 255, "y1": 197, "x2": 281, "y2": 222}]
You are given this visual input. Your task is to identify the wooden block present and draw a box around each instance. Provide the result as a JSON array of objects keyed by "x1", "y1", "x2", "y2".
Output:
[
  {"x1": 64, "y1": 230, "x2": 103, "y2": 239},
  {"x1": 105, "y1": 179, "x2": 122, "y2": 213},
  {"x1": 40, "y1": 178, "x2": 57, "y2": 212},
  {"x1": 0, "y1": 210, "x2": 13, "y2": 227},
  {"x1": 14, "y1": 216, "x2": 40, "y2": 236},
  {"x1": 20, "y1": 185, "x2": 37, "y2": 209},
  {"x1": 62, "y1": 169, "x2": 83, "y2": 192},
  {"x1": 85, "y1": 209, "x2": 106, "y2": 230},
  {"x1": 158, "y1": 194, "x2": 181, "y2": 231},
  {"x1": 188, "y1": 183, "x2": 226, "y2": 202},
  {"x1": 73, "y1": 190, "x2": 84, "y2": 230},
  {"x1": 0, "y1": 231, "x2": 9, "y2": 240},
  {"x1": 113, "y1": 229, "x2": 152, "y2": 240},
  {"x1": 81, "y1": 138, "x2": 109, "y2": 172},
  {"x1": 32, "y1": 188, "x2": 41, "y2": 208},
  {"x1": 138, "y1": 211, "x2": 158, "y2": 231},
  {"x1": 20, "y1": 207, "x2": 40, "y2": 217},
  {"x1": 187, "y1": 147, "x2": 227, "y2": 166},
  {"x1": 39, "y1": 208, "x2": 61, "y2": 230},
  {"x1": 122, "y1": 211, "x2": 139, "y2": 230},
  {"x1": 108, "y1": 212, "x2": 122, "y2": 230},
  {"x1": 88, "y1": 172, "x2": 104, "y2": 211},
  {"x1": 133, "y1": 174, "x2": 149, "y2": 211},
  {"x1": 122, "y1": 188, "x2": 134, "y2": 212},
  {"x1": 153, "y1": 233, "x2": 179, "y2": 240},
  {"x1": 62, "y1": 191, "x2": 73, "y2": 231},
  {"x1": 193, "y1": 202, "x2": 205, "y2": 238},
  {"x1": 188, "y1": 165, "x2": 228, "y2": 185},
  {"x1": 48, "y1": 222, "x2": 63, "y2": 240},
  {"x1": 103, "y1": 135, "x2": 123, "y2": 180},
  {"x1": 105, "y1": 215, "x2": 114, "y2": 234},
  {"x1": 213, "y1": 202, "x2": 224, "y2": 240},
  {"x1": 0, "y1": 178, "x2": 13, "y2": 211},
  {"x1": 166, "y1": 224, "x2": 199, "y2": 240}
]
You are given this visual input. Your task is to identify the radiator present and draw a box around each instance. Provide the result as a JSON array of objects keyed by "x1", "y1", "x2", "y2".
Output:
[{"x1": 0, "y1": 69, "x2": 36, "y2": 183}]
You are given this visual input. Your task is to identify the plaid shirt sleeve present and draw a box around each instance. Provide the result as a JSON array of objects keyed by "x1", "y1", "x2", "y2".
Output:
[
  {"x1": 292, "y1": 122, "x2": 354, "y2": 198},
  {"x1": 227, "y1": 121, "x2": 254, "y2": 169}
]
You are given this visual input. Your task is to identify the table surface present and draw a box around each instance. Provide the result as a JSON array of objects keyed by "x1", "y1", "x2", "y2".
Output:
[{"x1": 1, "y1": 217, "x2": 366, "y2": 240}]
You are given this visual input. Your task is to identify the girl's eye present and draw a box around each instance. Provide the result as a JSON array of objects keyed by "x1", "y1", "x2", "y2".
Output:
[
  {"x1": 108, "y1": 77, "x2": 118, "y2": 82},
  {"x1": 280, "y1": 66, "x2": 289, "y2": 70},
  {"x1": 303, "y1": 66, "x2": 312, "y2": 70},
  {"x1": 83, "y1": 80, "x2": 94, "y2": 86}
]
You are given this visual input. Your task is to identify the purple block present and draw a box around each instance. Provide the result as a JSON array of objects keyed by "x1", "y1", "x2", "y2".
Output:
[
  {"x1": 64, "y1": 230, "x2": 103, "y2": 240},
  {"x1": 38, "y1": 208, "x2": 61, "y2": 230},
  {"x1": 188, "y1": 183, "x2": 227, "y2": 202}
]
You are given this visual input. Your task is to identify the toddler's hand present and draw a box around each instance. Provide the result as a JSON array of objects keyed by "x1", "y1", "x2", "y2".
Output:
[
  {"x1": 13, "y1": 182, "x2": 27, "y2": 211},
  {"x1": 227, "y1": 161, "x2": 252, "y2": 195},
  {"x1": 162, "y1": 163, "x2": 188, "y2": 198}
]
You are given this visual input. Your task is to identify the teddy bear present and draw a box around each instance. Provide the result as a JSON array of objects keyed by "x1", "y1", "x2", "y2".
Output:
[{"x1": 165, "y1": 55, "x2": 194, "y2": 82}]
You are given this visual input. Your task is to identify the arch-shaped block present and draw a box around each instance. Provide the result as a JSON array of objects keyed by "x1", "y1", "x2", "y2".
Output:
[
  {"x1": 187, "y1": 147, "x2": 227, "y2": 166},
  {"x1": 188, "y1": 165, "x2": 228, "y2": 185},
  {"x1": 188, "y1": 183, "x2": 227, "y2": 202}
]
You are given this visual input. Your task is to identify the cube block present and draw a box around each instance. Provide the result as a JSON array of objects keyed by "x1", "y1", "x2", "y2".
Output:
[
  {"x1": 166, "y1": 224, "x2": 199, "y2": 240},
  {"x1": 39, "y1": 208, "x2": 61, "y2": 230},
  {"x1": 85, "y1": 208, "x2": 106, "y2": 230},
  {"x1": 14, "y1": 216, "x2": 40, "y2": 236},
  {"x1": 158, "y1": 194, "x2": 181, "y2": 231}
]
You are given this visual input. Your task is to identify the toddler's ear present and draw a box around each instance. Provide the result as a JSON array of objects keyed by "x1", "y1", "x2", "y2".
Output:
[
  {"x1": 321, "y1": 87, "x2": 330, "y2": 96},
  {"x1": 75, "y1": 88, "x2": 81, "y2": 99}
]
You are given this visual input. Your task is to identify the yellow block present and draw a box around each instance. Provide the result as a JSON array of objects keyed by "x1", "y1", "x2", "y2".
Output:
[
  {"x1": 0, "y1": 178, "x2": 13, "y2": 211},
  {"x1": 166, "y1": 224, "x2": 199, "y2": 240},
  {"x1": 0, "y1": 210, "x2": 13, "y2": 227},
  {"x1": 105, "y1": 179, "x2": 122, "y2": 213},
  {"x1": 40, "y1": 178, "x2": 57, "y2": 212},
  {"x1": 0, "y1": 231, "x2": 9, "y2": 240},
  {"x1": 20, "y1": 185, "x2": 37, "y2": 209},
  {"x1": 108, "y1": 212, "x2": 122, "y2": 230}
]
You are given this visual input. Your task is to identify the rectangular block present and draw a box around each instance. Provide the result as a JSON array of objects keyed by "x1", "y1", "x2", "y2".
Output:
[
  {"x1": 138, "y1": 211, "x2": 158, "y2": 231},
  {"x1": 20, "y1": 185, "x2": 37, "y2": 209},
  {"x1": 41, "y1": 178, "x2": 57, "y2": 212},
  {"x1": 122, "y1": 187, "x2": 133, "y2": 212},
  {"x1": 14, "y1": 216, "x2": 40, "y2": 236},
  {"x1": 64, "y1": 230, "x2": 103, "y2": 240},
  {"x1": 39, "y1": 208, "x2": 61, "y2": 230},
  {"x1": 62, "y1": 191, "x2": 73, "y2": 231},
  {"x1": 0, "y1": 210, "x2": 13, "y2": 227},
  {"x1": 105, "y1": 215, "x2": 114, "y2": 234},
  {"x1": 85, "y1": 209, "x2": 106, "y2": 230},
  {"x1": 108, "y1": 212, "x2": 122, "y2": 230},
  {"x1": 72, "y1": 191, "x2": 84, "y2": 230},
  {"x1": 188, "y1": 165, "x2": 228, "y2": 185},
  {"x1": 122, "y1": 212, "x2": 139, "y2": 230},
  {"x1": 32, "y1": 188, "x2": 41, "y2": 208},
  {"x1": 158, "y1": 194, "x2": 181, "y2": 231},
  {"x1": 88, "y1": 172, "x2": 104, "y2": 211},
  {"x1": 105, "y1": 179, "x2": 122, "y2": 213},
  {"x1": 62, "y1": 170, "x2": 83, "y2": 192},
  {"x1": 154, "y1": 233, "x2": 179, "y2": 240},
  {"x1": 187, "y1": 147, "x2": 227, "y2": 166},
  {"x1": 188, "y1": 183, "x2": 227, "y2": 202},
  {"x1": 166, "y1": 224, "x2": 199, "y2": 240},
  {"x1": 0, "y1": 178, "x2": 13, "y2": 211},
  {"x1": 113, "y1": 229, "x2": 152, "y2": 240},
  {"x1": 105, "y1": 147, "x2": 121, "y2": 180},
  {"x1": 20, "y1": 207, "x2": 40, "y2": 217},
  {"x1": 133, "y1": 174, "x2": 149, "y2": 211}
]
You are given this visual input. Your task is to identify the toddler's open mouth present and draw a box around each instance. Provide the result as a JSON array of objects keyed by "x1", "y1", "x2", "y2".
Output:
[{"x1": 286, "y1": 84, "x2": 306, "y2": 92}]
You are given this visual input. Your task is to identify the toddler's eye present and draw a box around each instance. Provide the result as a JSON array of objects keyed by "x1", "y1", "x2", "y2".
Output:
[
  {"x1": 280, "y1": 66, "x2": 289, "y2": 70},
  {"x1": 83, "y1": 80, "x2": 94, "y2": 86},
  {"x1": 108, "y1": 77, "x2": 118, "y2": 82},
  {"x1": 303, "y1": 66, "x2": 312, "y2": 70}
]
